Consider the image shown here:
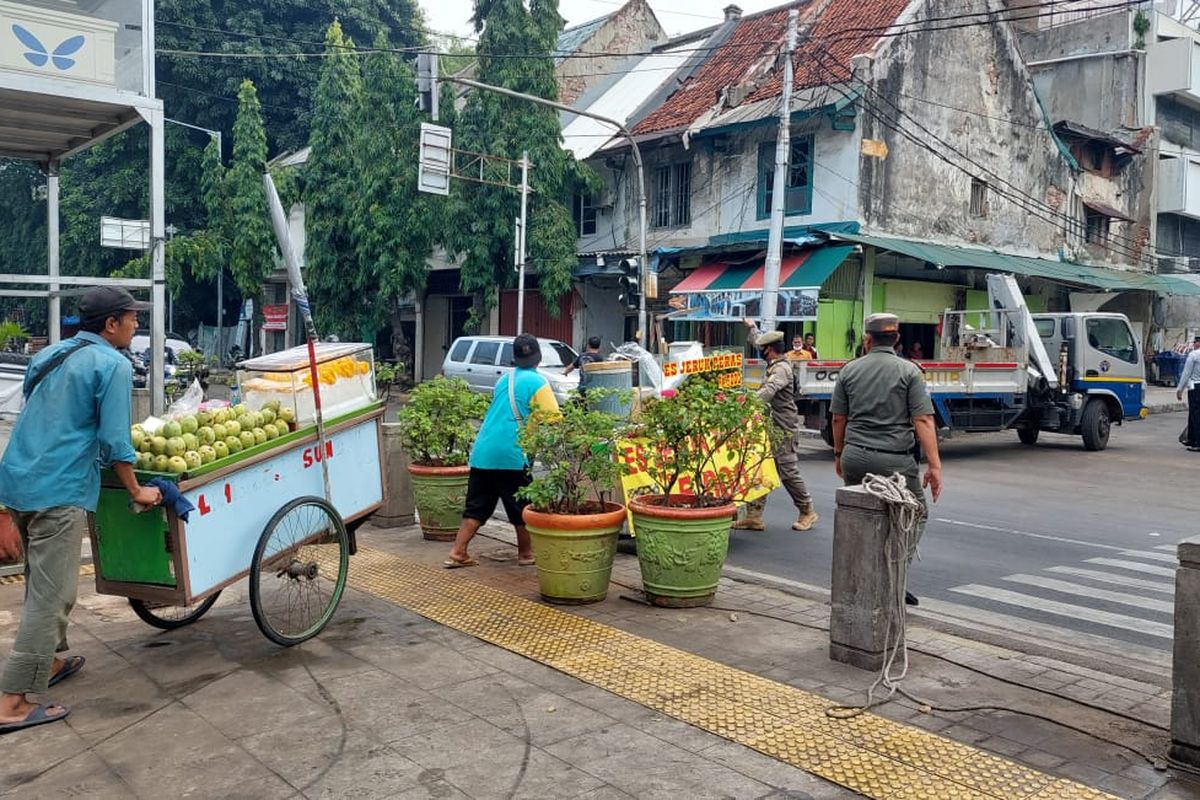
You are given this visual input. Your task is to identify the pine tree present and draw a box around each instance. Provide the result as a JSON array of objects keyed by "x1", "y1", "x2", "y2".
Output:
[
  {"x1": 451, "y1": 0, "x2": 593, "y2": 330},
  {"x1": 351, "y1": 32, "x2": 441, "y2": 341},
  {"x1": 304, "y1": 20, "x2": 365, "y2": 337},
  {"x1": 227, "y1": 79, "x2": 276, "y2": 299}
]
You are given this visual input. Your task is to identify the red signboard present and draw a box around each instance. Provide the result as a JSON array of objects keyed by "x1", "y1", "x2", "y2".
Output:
[{"x1": 262, "y1": 304, "x2": 289, "y2": 331}]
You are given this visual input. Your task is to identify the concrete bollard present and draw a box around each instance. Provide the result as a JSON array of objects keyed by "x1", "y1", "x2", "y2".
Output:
[
  {"x1": 1171, "y1": 537, "x2": 1200, "y2": 768},
  {"x1": 131, "y1": 388, "x2": 151, "y2": 424},
  {"x1": 829, "y1": 485, "x2": 893, "y2": 672},
  {"x1": 374, "y1": 422, "x2": 416, "y2": 527}
]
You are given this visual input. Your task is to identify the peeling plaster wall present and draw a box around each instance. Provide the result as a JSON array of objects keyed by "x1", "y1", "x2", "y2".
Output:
[
  {"x1": 859, "y1": 11, "x2": 1075, "y2": 257},
  {"x1": 581, "y1": 121, "x2": 861, "y2": 254},
  {"x1": 556, "y1": 0, "x2": 665, "y2": 106}
]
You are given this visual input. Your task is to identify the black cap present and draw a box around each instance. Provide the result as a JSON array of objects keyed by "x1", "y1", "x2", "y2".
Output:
[
  {"x1": 78, "y1": 286, "x2": 152, "y2": 325},
  {"x1": 512, "y1": 333, "x2": 541, "y2": 368}
]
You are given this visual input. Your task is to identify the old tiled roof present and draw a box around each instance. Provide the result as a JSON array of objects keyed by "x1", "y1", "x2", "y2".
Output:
[{"x1": 633, "y1": 0, "x2": 911, "y2": 135}]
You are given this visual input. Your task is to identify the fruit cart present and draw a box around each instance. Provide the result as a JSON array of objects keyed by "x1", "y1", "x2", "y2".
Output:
[{"x1": 88, "y1": 345, "x2": 387, "y2": 646}]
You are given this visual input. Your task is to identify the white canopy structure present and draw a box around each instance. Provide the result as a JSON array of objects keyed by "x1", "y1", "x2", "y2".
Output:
[{"x1": 0, "y1": 0, "x2": 166, "y2": 411}]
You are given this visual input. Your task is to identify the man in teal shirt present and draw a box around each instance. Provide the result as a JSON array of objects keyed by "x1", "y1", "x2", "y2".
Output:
[
  {"x1": 445, "y1": 334, "x2": 559, "y2": 568},
  {"x1": 0, "y1": 287, "x2": 162, "y2": 734}
]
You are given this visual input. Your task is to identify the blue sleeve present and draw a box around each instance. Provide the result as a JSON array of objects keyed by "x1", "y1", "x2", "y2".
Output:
[{"x1": 96, "y1": 357, "x2": 136, "y2": 465}]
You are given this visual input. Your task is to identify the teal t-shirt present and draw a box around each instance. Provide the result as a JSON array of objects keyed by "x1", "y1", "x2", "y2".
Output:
[{"x1": 469, "y1": 368, "x2": 559, "y2": 470}]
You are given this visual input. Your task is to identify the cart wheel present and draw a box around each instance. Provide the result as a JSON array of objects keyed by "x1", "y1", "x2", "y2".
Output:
[
  {"x1": 129, "y1": 592, "x2": 221, "y2": 630},
  {"x1": 250, "y1": 496, "x2": 349, "y2": 647}
]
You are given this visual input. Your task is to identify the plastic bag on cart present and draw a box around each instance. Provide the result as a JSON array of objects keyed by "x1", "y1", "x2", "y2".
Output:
[{"x1": 166, "y1": 379, "x2": 205, "y2": 419}]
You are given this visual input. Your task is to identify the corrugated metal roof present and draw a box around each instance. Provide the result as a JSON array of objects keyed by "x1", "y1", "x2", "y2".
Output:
[
  {"x1": 833, "y1": 232, "x2": 1200, "y2": 296},
  {"x1": 562, "y1": 42, "x2": 695, "y2": 159},
  {"x1": 555, "y1": 14, "x2": 610, "y2": 62}
]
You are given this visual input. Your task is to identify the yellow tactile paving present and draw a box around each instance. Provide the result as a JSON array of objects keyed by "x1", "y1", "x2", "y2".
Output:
[{"x1": 334, "y1": 547, "x2": 1123, "y2": 799}]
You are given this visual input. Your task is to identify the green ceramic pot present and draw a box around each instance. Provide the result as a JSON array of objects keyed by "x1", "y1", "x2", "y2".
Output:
[
  {"x1": 630, "y1": 494, "x2": 735, "y2": 607},
  {"x1": 523, "y1": 503, "x2": 626, "y2": 604},
  {"x1": 408, "y1": 464, "x2": 469, "y2": 541}
]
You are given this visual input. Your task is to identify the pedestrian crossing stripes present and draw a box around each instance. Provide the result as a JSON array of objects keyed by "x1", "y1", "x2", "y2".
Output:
[{"x1": 946, "y1": 547, "x2": 1177, "y2": 648}]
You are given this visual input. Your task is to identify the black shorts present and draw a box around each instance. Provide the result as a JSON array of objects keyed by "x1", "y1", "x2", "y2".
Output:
[{"x1": 463, "y1": 467, "x2": 532, "y2": 524}]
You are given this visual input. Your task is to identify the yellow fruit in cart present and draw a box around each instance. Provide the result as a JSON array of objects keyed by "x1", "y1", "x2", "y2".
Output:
[
  {"x1": 263, "y1": 423, "x2": 280, "y2": 439},
  {"x1": 198, "y1": 445, "x2": 216, "y2": 464},
  {"x1": 259, "y1": 407, "x2": 276, "y2": 425},
  {"x1": 212, "y1": 423, "x2": 227, "y2": 440},
  {"x1": 225, "y1": 419, "x2": 242, "y2": 436},
  {"x1": 319, "y1": 367, "x2": 336, "y2": 385},
  {"x1": 132, "y1": 423, "x2": 146, "y2": 437},
  {"x1": 153, "y1": 454, "x2": 170, "y2": 472},
  {"x1": 150, "y1": 436, "x2": 168, "y2": 455},
  {"x1": 212, "y1": 440, "x2": 229, "y2": 459},
  {"x1": 167, "y1": 456, "x2": 188, "y2": 474},
  {"x1": 131, "y1": 429, "x2": 146, "y2": 450},
  {"x1": 239, "y1": 430, "x2": 256, "y2": 450},
  {"x1": 162, "y1": 420, "x2": 182, "y2": 439},
  {"x1": 182, "y1": 433, "x2": 199, "y2": 451},
  {"x1": 357, "y1": 360, "x2": 370, "y2": 375},
  {"x1": 301, "y1": 374, "x2": 313, "y2": 387},
  {"x1": 264, "y1": 399, "x2": 281, "y2": 412},
  {"x1": 136, "y1": 452, "x2": 154, "y2": 471},
  {"x1": 336, "y1": 360, "x2": 355, "y2": 379},
  {"x1": 196, "y1": 411, "x2": 212, "y2": 427},
  {"x1": 225, "y1": 436, "x2": 243, "y2": 454},
  {"x1": 183, "y1": 450, "x2": 202, "y2": 470},
  {"x1": 279, "y1": 407, "x2": 296, "y2": 424},
  {"x1": 252, "y1": 427, "x2": 267, "y2": 445},
  {"x1": 180, "y1": 415, "x2": 199, "y2": 435},
  {"x1": 198, "y1": 426, "x2": 215, "y2": 445},
  {"x1": 166, "y1": 437, "x2": 186, "y2": 457}
]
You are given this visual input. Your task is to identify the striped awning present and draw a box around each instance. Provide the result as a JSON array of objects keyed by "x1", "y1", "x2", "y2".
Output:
[{"x1": 671, "y1": 246, "x2": 854, "y2": 293}]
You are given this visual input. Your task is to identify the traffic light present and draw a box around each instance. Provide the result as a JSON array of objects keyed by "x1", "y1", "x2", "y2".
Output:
[
  {"x1": 618, "y1": 257, "x2": 640, "y2": 311},
  {"x1": 416, "y1": 52, "x2": 439, "y2": 119}
]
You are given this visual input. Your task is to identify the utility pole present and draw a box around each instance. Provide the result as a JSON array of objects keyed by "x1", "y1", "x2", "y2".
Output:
[
  {"x1": 761, "y1": 9, "x2": 799, "y2": 334},
  {"x1": 516, "y1": 152, "x2": 530, "y2": 334},
  {"x1": 446, "y1": 76, "x2": 650, "y2": 348}
]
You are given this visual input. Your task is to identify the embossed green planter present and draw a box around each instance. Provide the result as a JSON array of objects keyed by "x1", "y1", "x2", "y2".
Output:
[
  {"x1": 523, "y1": 503, "x2": 626, "y2": 604},
  {"x1": 630, "y1": 494, "x2": 735, "y2": 608},
  {"x1": 408, "y1": 464, "x2": 470, "y2": 541}
]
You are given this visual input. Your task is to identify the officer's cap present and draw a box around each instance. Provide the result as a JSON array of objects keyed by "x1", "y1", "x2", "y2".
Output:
[
  {"x1": 864, "y1": 313, "x2": 900, "y2": 333},
  {"x1": 755, "y1": 330, "x2": 785, "y2": 348}
]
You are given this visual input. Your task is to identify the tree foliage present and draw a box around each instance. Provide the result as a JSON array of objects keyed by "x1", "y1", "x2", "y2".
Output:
[
  {"x1": 303, "y1": 21, "x2": 365, "y2": 337},
  {"x1": 227, "y1": 80, "x2": 277, "y2": 298},
  {"x1": 449, "y1": 0, "x2": 596, "y2": 331}
]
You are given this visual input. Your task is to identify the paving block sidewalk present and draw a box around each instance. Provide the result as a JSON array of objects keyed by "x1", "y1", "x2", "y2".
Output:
[{"x1": 1, "y1": 520, "x2": 1198, "y2": 799}]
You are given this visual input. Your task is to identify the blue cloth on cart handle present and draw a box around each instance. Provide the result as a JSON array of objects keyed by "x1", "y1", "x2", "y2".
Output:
[{"x1": 146, "y1": 477, "x2": 196, "y2": 522}]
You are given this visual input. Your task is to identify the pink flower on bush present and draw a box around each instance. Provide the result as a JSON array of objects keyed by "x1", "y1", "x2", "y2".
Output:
[{"x1": 660, "y1": 389, "x2": 677, "y2": 399}]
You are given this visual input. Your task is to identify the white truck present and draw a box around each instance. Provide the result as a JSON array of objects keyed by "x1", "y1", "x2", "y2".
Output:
[{"x1": 797, "y1": 274, "x2": 1146, "y2": 451}]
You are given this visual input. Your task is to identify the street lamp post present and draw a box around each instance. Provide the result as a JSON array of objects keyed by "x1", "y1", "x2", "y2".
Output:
[{"x1": 164, "y1": 118, "x2": 223, "y2": 357}]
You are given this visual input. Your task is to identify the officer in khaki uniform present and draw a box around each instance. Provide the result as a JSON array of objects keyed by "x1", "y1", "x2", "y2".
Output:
[
  {"x1": 737, "y1": 330, "x2": 818, "y2": 532},
  {"x1": 831, "y1": 314, "x2": 942, "y2": 601}
]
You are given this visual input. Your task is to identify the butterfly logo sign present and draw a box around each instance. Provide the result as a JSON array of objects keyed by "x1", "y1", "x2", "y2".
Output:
[{"x1": 11, "y1": 25, "x2": 85, "y2": 71}]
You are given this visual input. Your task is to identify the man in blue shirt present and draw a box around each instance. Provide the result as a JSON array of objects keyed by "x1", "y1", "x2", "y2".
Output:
[
  {"x1": 445, "y1": 334, "x2": 559, "y2": 568},
  {"x1": 0, "y1": 287, "x2": 162, "y2": 734}
]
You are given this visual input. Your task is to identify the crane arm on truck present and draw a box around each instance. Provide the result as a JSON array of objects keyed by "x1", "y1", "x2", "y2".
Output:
[{"x1": 986, "y1": 274, "x2": 1058, "y2": 391}]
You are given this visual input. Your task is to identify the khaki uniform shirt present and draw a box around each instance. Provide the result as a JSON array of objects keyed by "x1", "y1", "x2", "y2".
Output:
[
  {"x1": 757, "y1": 356, "x2": 802, "y2": 434},
  {"x1": 830, "y1": 349, "x2": 934, "y2": 453}
]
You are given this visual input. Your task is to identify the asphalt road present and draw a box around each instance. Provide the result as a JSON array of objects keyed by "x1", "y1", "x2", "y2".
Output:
[{"x1": 729, "y1": 412, "x2": 1194, "y2": 660}]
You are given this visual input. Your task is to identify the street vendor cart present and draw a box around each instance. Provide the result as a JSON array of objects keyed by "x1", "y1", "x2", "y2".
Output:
[{"x1": 89, "y1": 343, "x2": 387, "y2": 646}]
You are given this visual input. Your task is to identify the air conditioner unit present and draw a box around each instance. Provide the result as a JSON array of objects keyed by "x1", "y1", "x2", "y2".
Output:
[{"x1": 1158, "y1": 255, "x2": 1191, "y2": 273}]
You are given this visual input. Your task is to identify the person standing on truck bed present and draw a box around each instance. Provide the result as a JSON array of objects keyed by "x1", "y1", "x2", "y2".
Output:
[
  {"x1": 563, "y1": 336, "x2": 603, "y2": 396},
  {"x1": 0, "y1": 287, "x2": 163, "y2": 735},
  {"x1": 830, "y1": 313, "x2": 942, "y2": 606},
  {"x1": 1178, "y1": 335, "x2": 1200, "y2": 452},
  {"x1": 736, "y1": 326, "x2": 819, "y2": 532}
]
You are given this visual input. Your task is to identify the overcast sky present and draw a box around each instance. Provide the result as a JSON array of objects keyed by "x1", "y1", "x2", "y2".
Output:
[{"x1": 420, "y1": 0, "x2": 785, "y2": 41}]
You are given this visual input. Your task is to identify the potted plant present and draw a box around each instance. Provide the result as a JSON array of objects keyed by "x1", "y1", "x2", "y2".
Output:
[
  {"x1": 396, "y1": 376, "x2": 490, "y2": 540},
  {"x1": 517, "y1": 390, "x2": 628, "y2": 604},
  {"x1": 624, "y1": 372, "x2": 774, "y2": 607}
]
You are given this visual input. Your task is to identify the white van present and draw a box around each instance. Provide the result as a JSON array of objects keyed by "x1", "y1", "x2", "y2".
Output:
[{"x1": 442, "y1": 335, "x2": 580, "y2": 404}]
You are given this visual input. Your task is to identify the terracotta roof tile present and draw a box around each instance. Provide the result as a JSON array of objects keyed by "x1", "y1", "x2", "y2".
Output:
[{"x1": 633, "y1": 0, "x2": 910, "y2": 135}]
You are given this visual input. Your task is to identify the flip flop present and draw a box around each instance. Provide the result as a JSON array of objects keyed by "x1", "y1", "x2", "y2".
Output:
[
  {"x1": 47, "y1": 655, "x2": 85, "y2": 688},
  {"x1": 0, "y1": 703, "x2": 70, "y2": 735},
  {"x1": 442, "y1": 557, "x2": 478, "y2": 569},
  {"x1": 517, "y1": 557, "x2": 536, "y2": 566}
]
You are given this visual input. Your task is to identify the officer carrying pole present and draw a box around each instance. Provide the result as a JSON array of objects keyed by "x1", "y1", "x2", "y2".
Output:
[
  {"x1": 830, "y1": 313, "x2": 943, "y2": 604},
  {"x1": 736, "y1": 324, "x2": 819, "y2": 532}
]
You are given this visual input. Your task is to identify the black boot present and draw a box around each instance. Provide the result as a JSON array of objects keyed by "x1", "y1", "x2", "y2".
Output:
[{"x1": 905, "y1": 591, "x2": 919, "y2": 607}]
